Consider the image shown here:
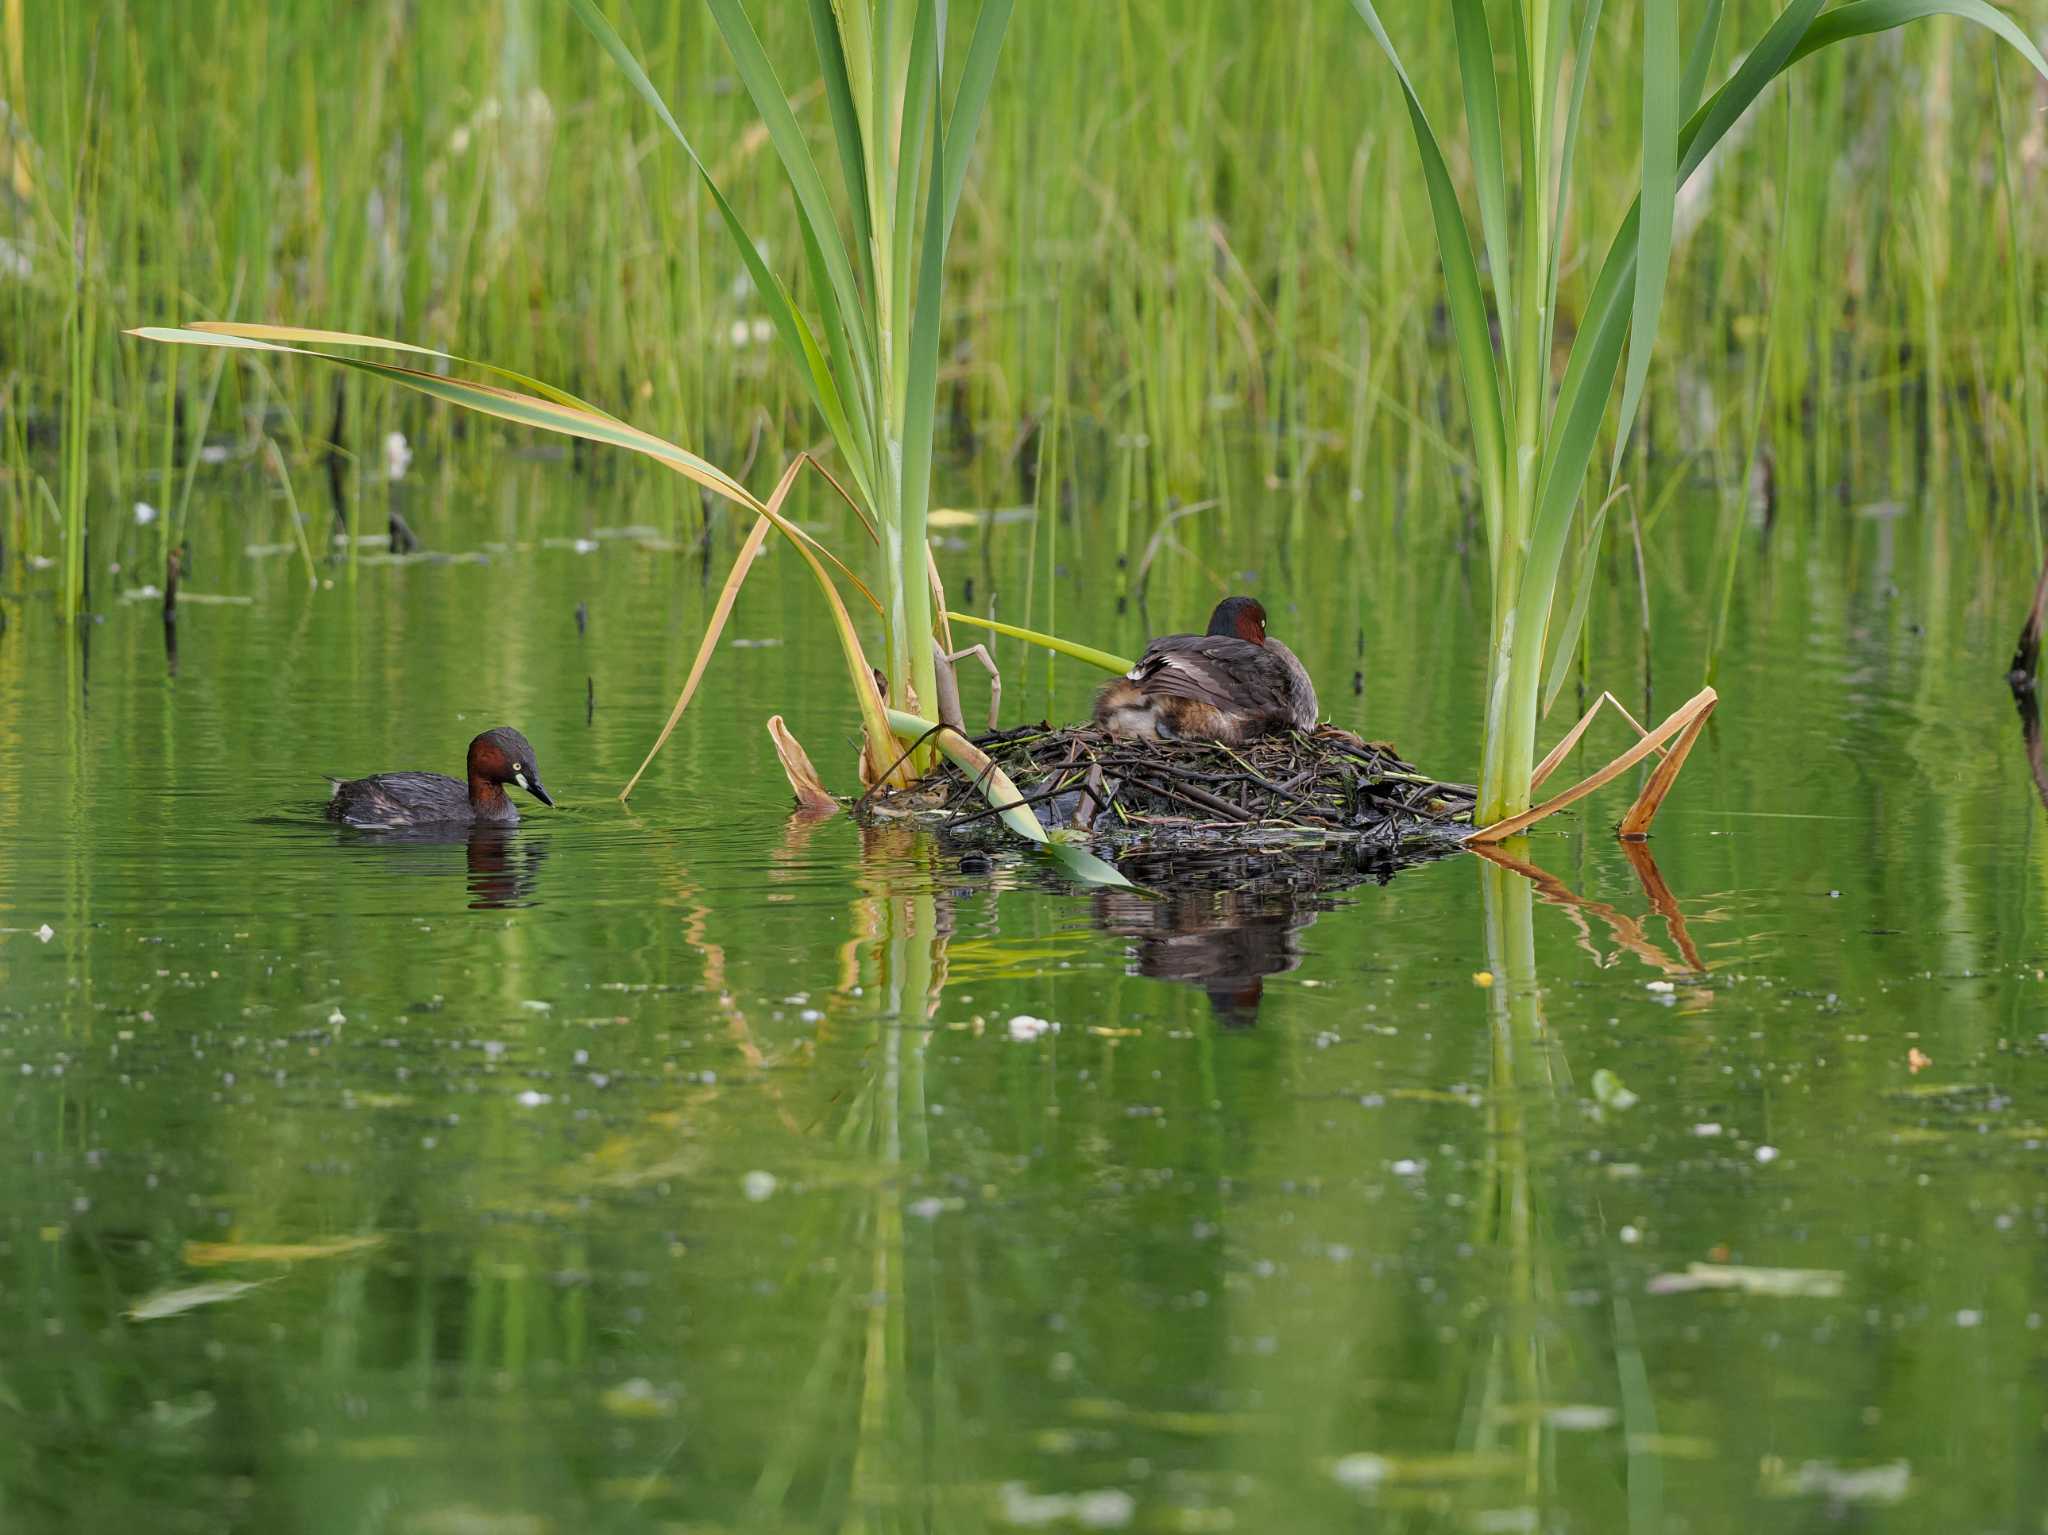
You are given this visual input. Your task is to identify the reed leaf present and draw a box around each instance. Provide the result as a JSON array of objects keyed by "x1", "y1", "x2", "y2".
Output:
[
  {"x1": 1350, "y1": 0, "x2": 1508, "y2": 566},
  {"x1": 884, "y1": 708, "x2": 1134, "y2": 888},
  {"x1": 621, "y1": 504, "x2": 779, "y2": 804},
  {"x1": 129, "y1": 325, "x2": 904, "y2": 787},
  {"x1": 1544, "y1": 0, "x2": 1607, "y2": 383},
  {"x1": 1609, "y1": 0, "x2": 1679, "y2": 483},
  {"x1": 940, "y1": 0, "x2": 1015, "y2": 244},
  {"x1": 807, "y1": 0, "x2": 876, "y2": 303},
  {"x1": 943, "y1": 612, "x2": 1134, "y2": 675},
  {"x1": 1541, "y1": 484, "x2": 1629, "y2": 717},
  {"x1": 1679, "y1": 0, "x2": 1727, "y2": 118},
  {"x1": 895, "y1": 3, "x2": 948, "y2": 755},
  {"x1": 564, "y1": 0, "x2": 870, "y2": 499},
  {"x1": 1451, "y1": 0, "x2": 1514, "y2": 359},
  {"x1": 183, "y1": 321, "x2": 618, "y2": 418},
  {"x1": 702, "y1": 0, "x2": 875, "y2": 391}
]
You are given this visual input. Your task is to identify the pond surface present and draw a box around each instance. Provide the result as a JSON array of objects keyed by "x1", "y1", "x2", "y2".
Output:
[{"x1": 3, "y1": 455, "x2": 2046, "y2": 1533}]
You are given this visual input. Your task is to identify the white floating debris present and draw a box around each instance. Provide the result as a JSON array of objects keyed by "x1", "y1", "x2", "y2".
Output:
[
  {"x1": 1544, "y1": 1404, "x2": 1619, "y2": 1432},
  {"x1": 1591, "y1": 1068, "x2": 1639, "y2": 1110},
  {"x1": 327, "y1": 1009, "x2": 346, "y2": 1025},
  {"x1": 1761, "y1": 1459, "x2": 1908, "y2": 1505},
  {"x1": 1754, "y1": 1144, "x2": 1779, "y2": 1164},
  {"x1": 1646, "y1": 1262, "x2": 1843, "y2": 1298},
  {"x1": 1955, "y1": 1308, "x2": 1983, "y2": 1328},
  {"x1": 997, "y1": 1484, "x2": 1135, "y2": 1529},
  {"x1": 1390, "y1": 1158, "x2": 1425, "y2": 1176},
  {"x1": 1007, "y1": 1015, "x2": 1059, "y2": 1042},
  {"x1": 1332, "y1": 1453, "x2": 1391, "y2": 1490},
  {"x1": 128, "y1": 1279, "x2": 271, "y2": 1321},
  {"x1": 1692, "y1": 1122, "x2": 1723, "y2": 1138},
  {"x1": 742, "y1": 1170, "x2": 778, "y2": 1203},
  {"x1": 1645, "y1": 980, "x2": 1675, "y2": 993},
  {"x1": 520, "y1": 999, "x2": 552, "y2": 1013},
  {"x1": 383, "y1": 431, "x2": 412, "y2": 480},
  {"x1": 515, "y1": 1090, "x2": 552, "y2": 1107},
  {"x1": 133, "y1": 501, "x2": 158, "y2": 526},
  {"x1": 34, "y1": 924, "x2": 54, "y2": 943}
]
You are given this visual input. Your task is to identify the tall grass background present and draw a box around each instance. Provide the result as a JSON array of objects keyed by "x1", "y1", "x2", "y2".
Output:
[{"x1": 4, "y1": 1, "x2": 2044, "y2": 626}]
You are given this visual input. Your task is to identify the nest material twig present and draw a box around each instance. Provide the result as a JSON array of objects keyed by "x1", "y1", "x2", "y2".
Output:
[{"x1": 892, "y1": 722, "x2": 1477, "y2": 853}]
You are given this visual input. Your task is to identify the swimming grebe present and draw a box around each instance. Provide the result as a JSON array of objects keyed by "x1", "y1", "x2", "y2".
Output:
[
  {"x1": 324, "y1": 727, "x2": 554, "y2": 828},
  {"x1": 1094, "y1": 596, "x2": 1319, "y2": 745}
]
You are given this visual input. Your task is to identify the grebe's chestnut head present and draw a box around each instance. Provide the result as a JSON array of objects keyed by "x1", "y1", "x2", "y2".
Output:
[
  {"x1": 1205, "y1": 596, "x2": 1269, "y2": 645},
  {"x1": 467, "y1": 728, "x2": 554, "y2": 807}
]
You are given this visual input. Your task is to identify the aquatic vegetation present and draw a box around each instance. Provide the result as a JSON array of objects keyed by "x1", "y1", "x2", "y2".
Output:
[
  {"x1": 567, "y1": 0, "x2": 1012, "y2": 782},
  {"x1": 1353, "y1": 0, "x2": 2048, "y2": 826},
  {"x1": 127, "y1": 1, "x2": 1029, "y2": 799}
]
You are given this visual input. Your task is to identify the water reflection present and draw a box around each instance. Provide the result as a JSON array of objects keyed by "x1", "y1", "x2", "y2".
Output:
[
  {"x1": 1474, "y1": 838, "x2": 1709, "y2": 979},
  {"x1": 1092, "y1": 886, "x2": 1319, "y2": 1026},
  {"x1": 2013, "y1": 676, "x2": 2048, "y2": 813},
  {"x1": 1449, "y1": 839, "x2": 1707, "y2": 1525},
  {"x1": 332, "y1": 824, "x2": 551, "y2": 909}
]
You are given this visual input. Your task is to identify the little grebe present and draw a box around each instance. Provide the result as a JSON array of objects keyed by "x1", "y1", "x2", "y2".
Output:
[
  {"x1": 325, "y1": 727, "x2": 554, "y2": 828},
  {"x1": 1095, "y1": 596, "x2": 1318, "y2": 745}
]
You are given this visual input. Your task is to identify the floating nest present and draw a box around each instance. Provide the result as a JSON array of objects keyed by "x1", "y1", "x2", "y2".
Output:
[{"x1": 873, "y1": 722, "x2": 1477, "y2": 861}]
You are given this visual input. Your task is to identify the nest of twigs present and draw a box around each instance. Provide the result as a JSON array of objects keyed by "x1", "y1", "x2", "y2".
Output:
[{"x1": 879, "y1": 723, "x2": 1477, "y2": 856}]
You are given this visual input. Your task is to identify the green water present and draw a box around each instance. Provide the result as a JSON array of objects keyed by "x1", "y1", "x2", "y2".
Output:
[{"x1": 4, "y1": 457, "x2": 2047, "y2": 1533}]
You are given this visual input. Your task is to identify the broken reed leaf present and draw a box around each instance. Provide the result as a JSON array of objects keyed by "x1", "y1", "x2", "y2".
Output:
[
  {"x1": 621, "y1": 509, "x2": 775, "y2": 802},
  {"x1": 767, "y1": 715, "x2": 839, "y2": 817},
  {"x1": 1645, "y1": 1262, "x2": 1843, "y2": 1298},
  {"x1": 1530, "y1": 690, "x2": 1656, "y2": 791},
  {"x1": 1469, "y1": 687, "x2": 1716, "y2": 844},
  {"x1": 1618, "y1": 686, "x2": 1718, "y2": 836}
]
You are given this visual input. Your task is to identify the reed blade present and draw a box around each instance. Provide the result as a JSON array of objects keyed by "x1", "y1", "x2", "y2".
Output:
[
  {"x1": 1349, "y1": 0, "x2": 1509, "y2": 558},
  {"x1": 1450, "y1": 0, "x2": 1514, "y2": 358},
  {"x1": 1679, "y1": 0, "x2": 1727, "y2": 117},
  {"x1": 564, "y1": 0, "x2": 867, "y2": 484},
  {"x1": 1545, "y1": 0, "x2": 1607, "y2": 383},
  {"x1": 184, "y1": 321, "x2": 618, "y2": 418},
  {"x1": 129, "y1": 325, "x2": 903, "y2": 789},
  {"x1": 807, "y1": 0, "x2": 877, "y2": 303},
  {"x1": 1609, "y1": 0, "x2": 1679, "y2": 483},
  {"x1": 890, "y1": 0, "x2": 941, "y2": 422},
  {"x1": 941, "y1": 0, "x2": 1015, "y2": 244},
  {"x1": 620, "y1": 510, "x2": 776, "y2": 804},
  {"x1": 897, "y1": 3, "x2": 948, "y2": 747},
  {"x1": 1541, "y1": 484, "x2": 1628, "y2": 717},
  {"x1": 884, "y1": 709, "x2": 1134, "y2": 888},
  {"x1": 702, "y1": 0, "x2": 875, "y2": 389},
  {"x1": 943, "y1": 612, "x2": 1134, "y2": 674}
]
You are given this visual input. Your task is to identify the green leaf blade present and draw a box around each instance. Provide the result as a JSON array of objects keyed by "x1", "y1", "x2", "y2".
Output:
[
  {"x1": 1349, "y1": 0, "x2": 1509, "y2": 561},
  {"x1": 1451, "y1": 0, "x2": 1514, "y2": 364},
  {"x1": 1609, "y1": 0, "x2": 1681, "y2": 483}
]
